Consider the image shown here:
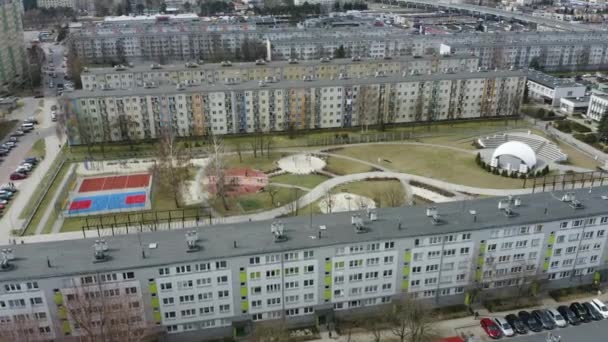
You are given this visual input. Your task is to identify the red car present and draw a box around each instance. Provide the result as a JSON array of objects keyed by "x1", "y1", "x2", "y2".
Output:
[
  {"x1": 480, "y1": 318, "x2": 502, "y2": 339},
  {"x1": 9, "y1": 172, "x2": 26, "y2": 180}
]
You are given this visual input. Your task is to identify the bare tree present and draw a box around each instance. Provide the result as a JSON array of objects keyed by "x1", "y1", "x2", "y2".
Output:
[
  {"x1": 206, "y1": 134, "x2": 229, "y2": 210},
  {"x1": 155, "y1": 127, "x2": 189, "y2": 207},
  {"x1": 381, "y1": 182, "x2": 406, "y2": 207},
  {"x1": 250, "y1": 320, "x2": 290, "y2": 342},
  {"x1": 0, "y1": 313, "x2": 56, "y2": 342},
  {"x1": 390, "y1": 298, "x2": 438, "y2": 342},
  {"x1": 265, "y1": 185, "x2": 280, "y2": 206},
  {"x1": 322, "y1": 186, "x2": 335, "y2": 213},
  {"x1": 265, "y1": 135, "x2": 274, "y2": 159},
  {"x1": 66, "y1": 45, "x2": 84, "y2": 89},
  {"x1": 361, "y1": 316, "x2": 384, "y2": 342},
  {"x1": 61, "y1": 278, "x2": 160, "y2": 341},
  {"x1": 235, "y1": 141, "x2": 243, "y2": 163}
]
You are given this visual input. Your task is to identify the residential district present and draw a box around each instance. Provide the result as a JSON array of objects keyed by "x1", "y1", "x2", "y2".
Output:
[{"x1": 4, "y1": 0, "x2": 608, "y2": 341}]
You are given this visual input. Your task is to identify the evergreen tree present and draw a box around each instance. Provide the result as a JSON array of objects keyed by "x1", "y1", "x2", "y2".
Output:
[
  {"x1": 598, "y1": 114, "x2": 608, "y2": 142},
  {"x1": 334, "y1": 45, "x2": 346, "y2": 58}
]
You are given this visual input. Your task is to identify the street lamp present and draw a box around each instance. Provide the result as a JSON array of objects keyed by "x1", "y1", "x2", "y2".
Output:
[{"x1": 344, "y1": 194, "x2": 352, "y2": 212}]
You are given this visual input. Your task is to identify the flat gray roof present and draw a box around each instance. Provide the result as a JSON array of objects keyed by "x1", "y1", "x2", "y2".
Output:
[
  {"x1": 82, "y1": 55, "x2": 478, "y2": 76},
  {"x1": 68, "y1": 70, "x2": 525, "y2": 98},
  {"x1": 3, "y1": 187, "x2": 608, "y2": 282},
  {"x1": 526, "y1": 70, "x2": 582, "y2": 89}
]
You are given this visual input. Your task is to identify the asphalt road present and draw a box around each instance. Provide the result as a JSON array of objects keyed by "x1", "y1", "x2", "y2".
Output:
[{"x1": 511, "y1": 319, "x2": 608, "y2": 341}]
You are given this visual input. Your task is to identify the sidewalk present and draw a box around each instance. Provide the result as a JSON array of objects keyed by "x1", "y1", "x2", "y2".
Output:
[{"x1": 311, "y1": 291, "x2": 608, "y2": 342}]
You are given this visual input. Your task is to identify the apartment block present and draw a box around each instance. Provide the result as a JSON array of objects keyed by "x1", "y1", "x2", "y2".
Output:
[
  {"x1": 0, "y1": 0, "x2": 27, "y2": 90},
  {"x1": 587, "y1": 85, "x2": 608, "y2": 122},
  {"x1": 1, "y1": 188, "x2": 608, "y2": 341},
  {"x1": 79, "y1": 55, "x2": 479, "y2": 91},
  {"x1": 62, "y1": 70, "x2": 525, "y2": 145},
  {"x1": 36, "y1": 0, "x2": 75, "y2": 8},
  {"x1": 526, "y1": 70, "x2": 586, "y2": 107}
]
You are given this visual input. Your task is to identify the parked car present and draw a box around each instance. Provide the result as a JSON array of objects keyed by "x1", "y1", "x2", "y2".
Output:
[
  {"x1": 21, "y1": 123, "x2": 34, "y2": 131},
  {"x1": 0, "y1": 204, "x2": 6, "y2": 209},
  {"x1": 0, "y1": 191, "x2": 14, "y2": 198},
  {"x1": 25, "y1": 117, "x2": 38, "y2": 124},
  {"x1": 8, "y1": 137, "x2": 18, "y2": 142},
  {"x1": 23, "y1": 157, "x2": 38, "y2": 165},
  {"x1": 9, "y1": 172, "x2": 26, "y2": 180},
  {"x1": 480, "y1": 318, "x2": 502, "y2": 339},
  {"x1": 570, "y1": 302, "x2": 592, "y2": 323},
  {"x1": 11, "y1": 130, "x2": 24, "y2": 136},
  {"x1": 518, "y1": 311, "x2": 543, "y2": 332},
  {"x1": 591, "y1": 299, "x2": 608, "y2": 319},
  {"x1": 557, "y1": 305, "x2": 581, "y2": 325},
  {"x1": 33, "y1": 92, "x2": 43, "y2": 98},
  {"x1": 0, "y1": 194, "x2": 12, "y2": 201},
  {"x1": 547, "y1": 309, "x2": 567, "y2": 327},
  {"x1": 1, "y1": 144, "x2": 14, "y2": 150},
  {"x1": 493, "y1": 317, "x2": 515, "y2": 337},
  {"x1": 51, "y1": 113, "x2": 57, "y2": 121},
  {"x1": 505, "y1": 314, "x2": 527, "y2": 334},
  {"x1": 583, "y1": 302, "x2": 603, "y2": 321},
  {"x1": 532, "y1": 309, "x2": 556, "y2": 330},
  {"x1": 0, "y1": 150, "x2": 9, "y2": 157},
  {"x1": 16, "y1": 166, "x2": 30, "y2": 174},
  {"x1": 4, "y1": 141, "x2": 16, "y2": 148}
]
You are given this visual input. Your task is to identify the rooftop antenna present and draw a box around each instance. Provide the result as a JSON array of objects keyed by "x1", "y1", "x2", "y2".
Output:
[
  {"x1": 271, "y1": 221, "x2": 288, "y2": 243},
  {"x1": 185, "y1": 231, "x2": 200, "y2": 252},
  {"x1": 352, "y1": 214, "x2": 368, "y2": 233},
  {"x1": 0, "y1": 249, "x2": 12, "y2": 271},
  {"x1": 92, "y1": 240, "x2": 107, "y2": 262}
]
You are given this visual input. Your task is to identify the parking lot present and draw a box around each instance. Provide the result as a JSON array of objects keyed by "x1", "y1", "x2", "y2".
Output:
[{"x1": 513, "y1": 319, "x2": 608, "y2": 341}]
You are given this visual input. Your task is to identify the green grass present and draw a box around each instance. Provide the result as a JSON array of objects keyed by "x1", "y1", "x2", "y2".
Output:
[
  {"x1": 210, "y1": 187, "x2": 305, "y2": 216},
  {"x1": 270, "y1": 174, "x2": 329, "y2": 189},
  {"x1": 22, "y1": 161, "x2": 70, "y2": 235},
  {"x1": 225, "y1": 152, "x2": 286, "y2": 173},
  {"x1": 0, "y1": 120, "x2": 17, "y2": 141},
  {"x1": 336, "y1": 144, "x2": 526, "y2": 189},
  {"x1": 528, "y1": 128, "x2": 599, "y2": 170},
  {"x1": 336, "y1": 179, "x2": 406, "y2": 207},
  {"x1": 27, "y1": 139, "x2": 46, "y2": 158},
  {"x1": 324, "y1": 156, "x2": 374, "y2": 175}
]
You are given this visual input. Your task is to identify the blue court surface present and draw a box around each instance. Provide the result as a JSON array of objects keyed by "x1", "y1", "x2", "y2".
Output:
[{"x1": 68, "y1": 191, "x2": 147, "y2": 214}]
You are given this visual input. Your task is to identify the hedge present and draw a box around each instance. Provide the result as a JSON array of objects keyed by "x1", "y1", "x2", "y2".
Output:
[
  {"x1": 573, "y1": 133, "x2": 598, "y2": 144},
  {"x1": 548, "y1": 284, "x2": 597, "y2": 302},
  {"x1": 483, "y1": 297, "x2": 540, "y2": 313}
]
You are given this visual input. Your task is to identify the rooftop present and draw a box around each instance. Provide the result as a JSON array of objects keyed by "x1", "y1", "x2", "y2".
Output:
[
  {"x1": 526, "y1": 69, "x2": 583, "y2": 89},
  {"x1": 2, "y1": 187, "x2": 608, "y2": 281},
  {"x1": 81, "y1": 55, "x2": 478, "y2": 76},
  {"x1": 67, "y1": 70, "x2": 525, "y2": 98}
]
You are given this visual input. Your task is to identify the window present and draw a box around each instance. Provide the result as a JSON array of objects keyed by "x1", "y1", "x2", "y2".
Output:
[
  {"x1": 412, "y1": 266, "x2": 421, "y2": 273},
  {"x1": 175, "y1": 265, "x2": 191, "y2": 274},
  {"x1": 349, "y1": 260, "x2": 363, "y2": 268},
  {"x1": 219, "y1": 304, "x2": 230, "y2": 313},
  {"x1": 515, "y1": 240, "x2": 528, "y2": 248},
  {"x1": 125, "y1": 287, "x2": 137, "y2": 295},
  {"x1": 164, "y1": 311, "x2": 176, "y2": 319},
  {"x1": 122, "y1": 272, "x2": 135, "y2": 279},
  {"x1": 303, "y1": 250, "x2": 314, "y2": 259},
  {"x1": 304, "y1": 265, "x2": 314, "y2": 273},
  {"x1": 460, "y1": 247, "x2": 470, "y2": 255},
  {"x1": 216, "y1": 261, "x2": 227, "y2": 269},
  {"x1": 249, "y1": 257, "x2": 260, "y2": 265},
  {"x1": 461, "y1": 233, "x2": 471, "y2": 240},
  {"x1": 30, "y1": 297, "x2": 43, "y2": 305},
  {"x1": 250, "y1": 271, "x2": 261, "y2": 280},
  {"x1": 410, "y1": 279, "x2": 420, "y2": 287},
  {"x1": 384, "y1": 256, "x2": 394, "y2": 264},
  {"x1": 196, "y1": 263, "x2": 210, "y2": 272},
  {"x1": 598, "y1": 230, "x2": 606, "y2": 237},
  {"x1": 159, "y1": 267, "x2": 170, "y2": 275},
  {"x1": 566, "y1": 246, "x2": 577, "y2": 254},
  {"x1": 304, "y1": 279, "x2": 314, "y2": 287},
  {"x1": 162, "y1": 297, "x2": 175, "y2": 305},
  {"x1": 426, "y1": 264, "x2": 439, "y2": 272},
  {"x1": 197, "y1": 277, "x2": 212, "y2": 287},
  {"x1": 556, "y1": 235, "x2": 565, "y2": 243},
  {"x1": 160, "y1": 282, "x2": 173, "y2": 291},
  {"x1": 26, "y1": 282, "x2": 39, "y2": 290},
  {"x1": 217, "y1": 276, "x2": 228, "y2": 284},
  {"x1": 531, "y1": 238, "x2": 541, "y2": 247},
  {"x1": 218, "y1": 290, "x2": 229, "y2": 298},
  {"x1": 200, "y1": 306, "x2": 214, "y2": 315},
  {"x1": 384, "y1": 241, "x2": 395, "y2": 249},
  {"x1": 560, "y1": 222, "x2": 569, "y2": 229},
  {"x1": 487, "y1": 244, "x2": 497, "y2": 251},
  {"x1": 501, "y1": 242, "x2": 513, "y2": 250},
  {"x1": 428, "y1": 250, "x2": 441, "y2": 258}
]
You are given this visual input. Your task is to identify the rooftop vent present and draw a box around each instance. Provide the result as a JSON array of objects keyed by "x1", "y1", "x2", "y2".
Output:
[
  {"x1": 258, "y1": 80, "x2": 267, "y2": 87},
  {"x1": 220, "y1": 61, "x2": 232, "y2": 67},
  {"x1": 255, "y1": 59, "x2": 266, "y2": 65},
  {"x1": 498, "y1": 198, "x2": 517, "y2": 217},
  {"x1": 352, "y1": 214, "x2": 368, "y2": 233},
  {"x1": 185, "y1": 62, "x2": 198, "y2": 68},
  {"x1": 114, "y1": 64, "x2": 126, "y2": 71},
  {"x1": 271, "y1": 221, "x2": 287, "y2": 243},
  {"x1": 185, "y1": 231, "x2": 200, "y2": 252},
  {"x1": 561, "y1": 192, "x2": 575, "y2": 202},
  {"x1": 288, "y1": 58, "x2": 299, "y2": 64},
  {"x1": 351, "y1": 56, "x2": 361, "y2": 62},
  {"x1": 320, "y1": 57, "x2": 330, "y2": 63},
  {"x1": 368, "y1": 209, "x2": 378, "y2": 221},
  {"x1": 92, "y1": 240, "x2": 109, "y2": 263},
  {"x1": 176, "y1": 83, "x2": 186, "y2": 90},
  {"x1": 426, "y1": 207, "x2": 442, "y2": 225},
  {"x1": 150, "y1": 64, "x2": 162, "y2": 70},
  {"x1": 0, "y1": 248, "x2": 14, "y2": 271}
]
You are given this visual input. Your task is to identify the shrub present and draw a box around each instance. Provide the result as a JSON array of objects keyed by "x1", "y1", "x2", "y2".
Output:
[
  {"x1": 573, "y1": 133, "x2": 598, "y2": 144},
  {"x1": 548, "y1": 284, "x2": 597, "y2": 301},
  {"x1": 483, "y1": 297, "x2": 540, "y2": 313},
  {"x1": 569, "y1": 120, "x2": 592, "y2": 133},
  {"x1": 501, "y1": 169, "x2": 509, "y2": 177},
  {"x1": 475, "y1": 153, "x2": 481, "y2": 165},
  {"x1": 553, "y1": 120, "x2": 572, "y2": 133},
  {"x1": 432, "y1": 304, "x2": 470, "y2": 320}
]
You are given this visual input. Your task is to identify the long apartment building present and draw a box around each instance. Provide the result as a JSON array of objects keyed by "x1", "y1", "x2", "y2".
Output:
[
  {"x1": 0, "y1": 0, "x2": 27, "y2": 90},
  {"x1": 80, "y1": 54, "x2": 480, "y2": 91},
  {"x1": 63, "y1": 70, "x2": 525, "y2": 145},
  {"x1": 67, "y1": 15, "x2": 608, "y2": 72},
  {"x1": 1, "y1": 188, "x2": 608, "y2": 341}
]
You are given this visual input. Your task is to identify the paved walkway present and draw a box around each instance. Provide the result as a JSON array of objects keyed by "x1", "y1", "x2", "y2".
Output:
[{"x1": 37, "y1": 162, "x2": 75, "y2": 235}]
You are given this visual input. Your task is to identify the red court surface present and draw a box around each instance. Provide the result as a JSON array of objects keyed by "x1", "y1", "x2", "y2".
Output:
[
  {"x1": 69, "y1": 199, "x2": 92, "y2": 210},
  {"x1": 125, "y1": 194, "x2": 146, "y2": 204},
  {"x1": 78, "y1": 174, "x2": 151, "y2": 193}
]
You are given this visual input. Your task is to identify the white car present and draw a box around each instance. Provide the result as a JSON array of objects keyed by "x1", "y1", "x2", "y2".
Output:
[
  {"x1": 591, "y1": 299, "x2": 608, "y2": 319},
  {"x1": 547, "y1": 309, "x2": 567, "y2": 327},
  {"x1": 493, "y1": 317, "x2": 515, "y2": 337}
]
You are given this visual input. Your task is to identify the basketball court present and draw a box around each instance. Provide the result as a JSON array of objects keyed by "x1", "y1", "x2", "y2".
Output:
[{"x1": 66, "y1": 173, "x2": 153, "y2": 216}]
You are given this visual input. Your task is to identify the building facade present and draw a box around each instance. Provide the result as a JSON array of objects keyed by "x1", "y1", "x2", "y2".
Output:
[
  {"x1": 0, "y1": 0, "x2": 27, "y2": 90},
  {"x1": 63, "y1": 70, "x2": 525, "y2": 145},
  {"x1": 1, "y1": 188, "x2": 608, "y2": 341},
  {"x1": 587, "y1": 86, "x2": 608, "y2": 121},
  {"x1": 67, "y1": 15, "x2": 608, "y2": 72},
  {"x1": 36, "y1": 0, "x2": 76, "y2": 8},
  {"x1": 79, "y1": 55, "x2": 480, "y2": 91},
  {"x1": 526, "y1": 70, "x2": 586, "y2": 107}
]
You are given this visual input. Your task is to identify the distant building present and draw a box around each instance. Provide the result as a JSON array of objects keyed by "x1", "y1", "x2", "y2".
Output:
[
  {"x1": 587, "y1": 86, "x2": 608, "y2": 121},
  {"x1": 559, "y1": 96, "x2": 590, "y2": 115},
  {"x1": 526, "y1": 70, "x2": 586, "y2": 107},
  {"x1": 0, "y1": 0, "x2": 28, "y2": 91},
  {"x1": 62, "y1": 70, "x2": 525, "y2": 144}
]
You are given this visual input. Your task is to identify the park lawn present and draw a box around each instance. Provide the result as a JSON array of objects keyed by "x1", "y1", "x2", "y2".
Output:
[
  {"x1": 27, "y1": 139, "x2": 46, "y2": 158},
  {"x1": 336, "y1": 179, "x2": 405, "y2": 207},
  {"x1": 211, "y1": 187, "x2": 305, "y2": 215},
  {"x1": 528, "y1": 128, "x2": 599, "y2": 170},
  {"x1": 225, "y1": 152, "x2": 287, "y2": 173},
  {"x1": 22, "y1": 161, "x2": 71, "y2": 234},
  {"x1": 324, "y1": 156, "x2": 374, "y2": 175},
  {"x1": 270, "y1": 174, "x2": 329, "y2": 189},
  {"x1": 336, "y1": 144, "x2": 525, "y2": 189}
]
